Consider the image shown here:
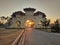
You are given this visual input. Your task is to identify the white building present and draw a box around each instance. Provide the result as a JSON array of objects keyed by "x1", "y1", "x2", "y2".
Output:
[{"x1": 8, "y1": 8, "x2": 47, "y2": 28}]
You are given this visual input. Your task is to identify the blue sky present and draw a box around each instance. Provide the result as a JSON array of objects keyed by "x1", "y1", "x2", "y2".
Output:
[{"x1": 0, "y1": 0, "x2": 60, "y2": 23}]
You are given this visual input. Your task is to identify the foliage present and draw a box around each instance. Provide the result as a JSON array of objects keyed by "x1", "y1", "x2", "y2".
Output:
[
  {"x1": 54, "y1": 20, "x2": 60, "y2": 32},
  {"x1": 51, "y1": 19, "x2": 60, "y2": 32},
  {"x1": 41, "y1": 19, "x2": 50, "y2": 27}
]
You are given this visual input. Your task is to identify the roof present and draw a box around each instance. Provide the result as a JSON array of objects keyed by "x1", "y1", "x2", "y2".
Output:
[
  {"x1": 13, "y1": 11, "x2": 25, "y2": 15},
  {"x1": 34, "y1": 11, "x2": 46, "y2": 18},
  {"x1": 24, "y1": 8, "x2": 36, "y2": 11},
  {"x1": 11, "y1": 11, "x2": 25, "y2": 17}
]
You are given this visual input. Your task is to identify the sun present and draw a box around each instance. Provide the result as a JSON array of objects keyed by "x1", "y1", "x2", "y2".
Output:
[{"x1": 25, "y1": 19, "x2": 35, "y2": 27}]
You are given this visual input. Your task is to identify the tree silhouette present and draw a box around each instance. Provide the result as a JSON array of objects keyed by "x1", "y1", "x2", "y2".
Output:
[
  {"x1": 40, "y1": 18, "x2": 50, "y2": 28},
  {"x1": 54, "y1": 19, "x2": 59, "y2": 32}
]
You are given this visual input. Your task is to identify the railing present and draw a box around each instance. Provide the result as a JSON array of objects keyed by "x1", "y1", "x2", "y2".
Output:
[{"x1": 11, "y1": 30, "x2": 25, "y2": 45}]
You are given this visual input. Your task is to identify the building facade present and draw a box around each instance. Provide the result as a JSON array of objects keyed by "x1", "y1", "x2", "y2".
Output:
[{"x1": 8, "y1": 8, "x2": 47, "y2": 28}]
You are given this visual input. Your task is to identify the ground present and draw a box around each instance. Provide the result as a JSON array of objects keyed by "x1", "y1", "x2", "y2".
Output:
[
  {"x1": 19, "y1": 28, "x2": 60, "y2": 45},
  {"x1": 0, "y1": 28, "x2": 60, "y2": 45},
  {"x1": 0, "y1": 28, "x2": 23, "y2": 45},
  {"x1": 30, "y1": 29, "x2": 60, "y2": 45}
]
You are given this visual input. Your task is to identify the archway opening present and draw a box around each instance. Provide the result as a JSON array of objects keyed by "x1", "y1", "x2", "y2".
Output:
[
  {"x1": 15, "y1": 21, "x2": 21, "y2": 28},
  {"x1": 25, "y1": 19, "x2": 35, "y2": 28}
]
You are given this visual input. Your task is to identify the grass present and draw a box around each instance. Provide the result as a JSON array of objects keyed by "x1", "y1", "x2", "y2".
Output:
[{"x1": 0, "y1": 28, "x2": 23, "y2": 45}]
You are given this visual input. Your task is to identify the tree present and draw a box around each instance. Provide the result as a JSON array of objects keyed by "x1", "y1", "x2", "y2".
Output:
[
  {"x1": 46, "y1": 19, "x2": 50, "y2": 26},
  {"x1": 54, "y1": 19, "x2": 59, "y2": 32},
  {"x1": 41, "y1": 18, "x2": 50, "y2": 28}
]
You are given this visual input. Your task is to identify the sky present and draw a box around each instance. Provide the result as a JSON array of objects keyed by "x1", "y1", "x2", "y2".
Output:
[{"x1": 0, "y1": 0, "x2": 60, "y2": 23}]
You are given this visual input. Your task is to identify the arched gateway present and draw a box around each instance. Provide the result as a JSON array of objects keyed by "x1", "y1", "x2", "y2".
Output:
[{"x1": 8, "y1": 8, "x2": 46, "y2": 28}]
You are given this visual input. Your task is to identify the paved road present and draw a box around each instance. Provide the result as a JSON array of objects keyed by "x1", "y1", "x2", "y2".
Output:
[
  {"x1": 24, "y1": 28, "x2": 60, "y2": 45},
  {"x1": 12, "y1": 28, "x2": 60, "y2": 45}
]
